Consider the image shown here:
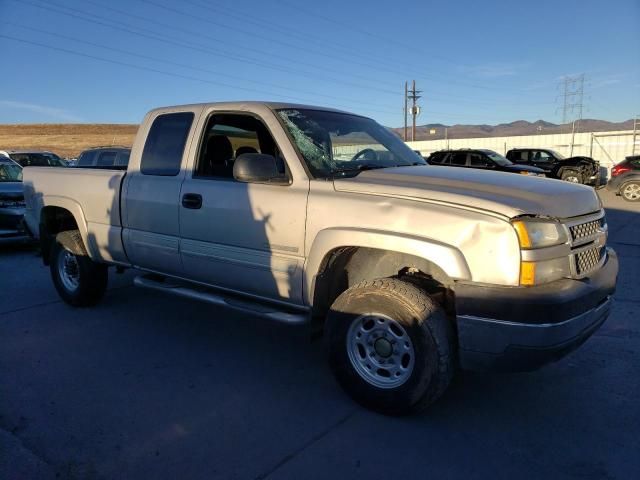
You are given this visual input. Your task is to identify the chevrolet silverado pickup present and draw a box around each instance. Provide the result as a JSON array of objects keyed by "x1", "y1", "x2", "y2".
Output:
[{"x1": 23, "y1": 102, "x2": 618, "y2": 415}]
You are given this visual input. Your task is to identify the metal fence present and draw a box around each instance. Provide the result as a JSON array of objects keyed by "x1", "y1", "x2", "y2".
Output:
[{"x1": 406, "y1": 130, "x2": 638, "y2": 171}]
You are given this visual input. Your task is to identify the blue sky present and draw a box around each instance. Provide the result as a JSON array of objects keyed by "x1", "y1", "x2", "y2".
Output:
[{"x1": 0, "y1": 0, "x2": 638, "y2": 126}]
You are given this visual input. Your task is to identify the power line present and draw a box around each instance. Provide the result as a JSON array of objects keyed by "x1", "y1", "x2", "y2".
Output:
[
  {"x1": 272, "y1": 0, "x2": 536, "y2": 95},
  {"x1": 81, "y1": 0, "x2": 544, "y2": 101},
  {"x1": 0, "y1": 33, "x2": 399, "y2": 117},
  {"x1": 4, "y1": 22, "x2": 401, "y2": 113},
  {"x1": 17, "y1": 0, "x2": 400, "y2": 96},
  {"x1": 25, "y1": 0, "x2": 545, "y2": 112},
  {"x1": 2, "y1": 2, "x2": 554, "y2": 124}
]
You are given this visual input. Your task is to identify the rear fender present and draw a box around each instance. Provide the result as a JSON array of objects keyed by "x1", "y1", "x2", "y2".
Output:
[{"x1": 38, "y1": 196, "x2": 95, "y2": 260}]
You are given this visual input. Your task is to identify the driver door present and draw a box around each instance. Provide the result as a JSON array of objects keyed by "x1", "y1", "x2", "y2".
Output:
[{"x1": 178, "y1": 111, "x2": 309, "y2": 304}]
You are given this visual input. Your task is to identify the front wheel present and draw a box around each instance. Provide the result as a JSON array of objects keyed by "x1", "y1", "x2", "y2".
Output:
[
  {"x1": 561, "y1": 170, "x2": 583, "y2": 184},
  {"x1": 620, "y1": 181, "x2": 640, "y2": 202},
  {"x1": 325, "y1": 278, "x2": 455, "y2": 415},
  {"x1": 50, "y1": 230, "x2": 108, "y2": 307}
]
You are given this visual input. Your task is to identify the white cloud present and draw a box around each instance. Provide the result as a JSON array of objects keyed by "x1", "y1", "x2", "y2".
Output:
[{"x1": 0, "y1": 100, "x2": 84, "y2": 122}]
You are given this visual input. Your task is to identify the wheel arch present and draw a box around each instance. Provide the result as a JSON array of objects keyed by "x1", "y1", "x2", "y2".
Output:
[
  {"x1": 304, "y1": 228, "x2": 470, "y2": 318},
  {"x1": 38, "y1": 197, "x2": 91, "y2": 265}
]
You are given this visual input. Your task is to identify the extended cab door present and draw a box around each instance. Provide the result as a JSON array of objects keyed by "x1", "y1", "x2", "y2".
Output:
[
  {"x1": 121, "y1": 108, "x2": 200, "y2": 276},
  {"x1": 178, "y1": 108, "x2": 309, "y2": 305}
]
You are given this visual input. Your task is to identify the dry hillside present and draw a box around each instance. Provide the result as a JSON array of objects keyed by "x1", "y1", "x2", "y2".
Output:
[{"x1": 0, "y1": 124, "x2": 139, "y2": 158}]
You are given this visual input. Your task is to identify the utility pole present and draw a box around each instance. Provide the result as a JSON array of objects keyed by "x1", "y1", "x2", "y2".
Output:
[
  {"x1": 632, "y1": 116, "x2": 637, "y2": 155},
  {"x1": 404, "y1": 81, "x2": 408, "y2": 141},
  {"x1": 560, "y1": 74, "x2": 585, "y2": 129},
  {"x1": 406, "y1": 80, "x2": 422, "y2": 142}
]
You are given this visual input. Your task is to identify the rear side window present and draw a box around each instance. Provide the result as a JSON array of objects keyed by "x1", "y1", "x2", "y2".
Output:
[
  {"x1": 510, "y1": 150, "x2": 528, "y2": 161},
  {"x1": 116, "y1": 151, "x2": 130, "y2": 166},
  {"x1": 141, "y1": 112, "x2": 194, "y2": 176},
  {"x1": 450, "y1": 152, "x2": 467, "y2": 166},
  {"x1": 97, "y1": 151, "x2": 117, "y2": 167},
  {"x1": 77, "y1": 151, "x2": 96, "y2": 167}
]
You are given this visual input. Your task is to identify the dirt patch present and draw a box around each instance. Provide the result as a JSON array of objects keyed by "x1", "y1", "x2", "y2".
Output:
[{"x1": 0, "y1": 124, "x2": 139, "y2": 158}]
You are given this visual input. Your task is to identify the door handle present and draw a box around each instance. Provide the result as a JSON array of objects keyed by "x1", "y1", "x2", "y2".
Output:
[{"x1": 181, "y1": 193, "x2": 202, "y2": 209}]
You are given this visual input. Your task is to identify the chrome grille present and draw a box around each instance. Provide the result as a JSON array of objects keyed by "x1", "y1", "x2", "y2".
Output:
[
  {"x1": 569, "y1": 218, "x2": 603, "y2": 243},
  {"x1": 575, "y1": 246, "x2": 605, "y2": 275}
]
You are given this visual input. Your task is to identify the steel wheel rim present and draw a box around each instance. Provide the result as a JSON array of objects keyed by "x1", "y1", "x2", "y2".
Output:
[
  {"x1": 346, "y1": 313, "x2": 415, "y2": 389},
  {"x1": 58, "y1": 250, "x2": 80, "y2": 292},
  {"x1": 565, "y1": 175, "x2": 580, "y2": 183},
  {"x1": 622, "y1": 183, "x2": 640, "y2": 200}
]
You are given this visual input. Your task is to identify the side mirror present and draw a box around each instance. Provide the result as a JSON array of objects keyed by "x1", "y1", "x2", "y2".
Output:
[{"x1": 233, "y1": 153, "x2": 288, "y2": 184}]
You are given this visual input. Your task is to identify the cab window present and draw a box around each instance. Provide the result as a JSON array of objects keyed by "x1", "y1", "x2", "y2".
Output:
[{"x1": 194, "y1": 113, "x2": 285, "y2": 180}]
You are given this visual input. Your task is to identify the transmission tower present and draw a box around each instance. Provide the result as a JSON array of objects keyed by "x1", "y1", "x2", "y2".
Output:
[{"x1": 560, "y1": 74, "x2": 585, "y2": 125}]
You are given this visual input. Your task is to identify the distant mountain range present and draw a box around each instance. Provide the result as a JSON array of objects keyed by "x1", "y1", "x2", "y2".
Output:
[{"x1": 391, "y1": 119, "x2": 636, "y2": 141}]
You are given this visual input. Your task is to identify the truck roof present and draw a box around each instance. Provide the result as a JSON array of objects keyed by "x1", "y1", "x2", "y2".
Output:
[{"x1": 146, "y1": 101, "x2": 355, "y2": 116}]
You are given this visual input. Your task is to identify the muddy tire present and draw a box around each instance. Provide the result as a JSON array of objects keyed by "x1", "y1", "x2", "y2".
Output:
[
  {"x1": 325, "y1": 278, "x2": 455, "y2": 415},
  {"x1": 50, "y1": 230, "x2": 108, "y2": 307}
]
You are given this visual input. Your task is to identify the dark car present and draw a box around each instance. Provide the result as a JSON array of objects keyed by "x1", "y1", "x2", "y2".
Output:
[
  {"x1": 506, "y1": 148, "x2": 599, "y2": 185},
  {"x1": 606, "y1": 155, "x2": 640, "y2": 202},
  {"x1": 0, "y1": 157, "x2": 28, "y2": 239},
  {"x1": 76, "y1": 147, "x2": 130, "y2": 169},
  {"x1": 427, "y1": 149, "x2": 546, "y2": 176},
  {"x1": 5, "y1": 150, "x2": 66, "y2": 168}
]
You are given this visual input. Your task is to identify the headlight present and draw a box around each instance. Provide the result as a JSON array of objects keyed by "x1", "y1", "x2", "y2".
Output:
[{"x1": 512, "y1": 219, "x2": 567, "y2": 249}]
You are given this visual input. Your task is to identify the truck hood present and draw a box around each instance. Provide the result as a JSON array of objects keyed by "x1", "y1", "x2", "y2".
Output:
[{"x1": 333, "y1": 165, "x2": 600, "y2": 219}]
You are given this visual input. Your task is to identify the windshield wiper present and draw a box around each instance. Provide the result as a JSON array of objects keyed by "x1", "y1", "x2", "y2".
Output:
[
  {"x1": 329, "y1": 162, "x2": 424, "y2": 177},
  {"x1": 329, "y1": 163, "x2": 389, "y2": 176}
]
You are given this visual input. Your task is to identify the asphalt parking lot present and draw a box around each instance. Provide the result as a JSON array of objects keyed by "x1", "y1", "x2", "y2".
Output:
[{"x1": 1, "y1": 189, "x2": 638, "y2": 480}]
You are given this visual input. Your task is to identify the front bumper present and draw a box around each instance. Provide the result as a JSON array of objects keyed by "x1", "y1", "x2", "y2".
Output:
[{"x1": 455, "y1": 248, "x2": 618, "y2": 372}]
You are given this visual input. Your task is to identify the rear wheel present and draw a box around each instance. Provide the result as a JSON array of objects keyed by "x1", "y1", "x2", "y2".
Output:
[
  {"x1": 325, "y1": 278, "x2": 455, "y2": 415},
  {"x1": 50, "y1": 230, "x2": 108, "y2": 307},
  {"x1": 620, "y1": 181, "x2": 640, "y2": 202},
  {"x1": 561, "y1": 170, "x2": 583, "y2": 184}
]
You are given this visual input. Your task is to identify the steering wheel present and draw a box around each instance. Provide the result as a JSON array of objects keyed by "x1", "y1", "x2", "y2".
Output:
[{"x1": 351, "y1": 148, "x2": 378, "y2": 162}]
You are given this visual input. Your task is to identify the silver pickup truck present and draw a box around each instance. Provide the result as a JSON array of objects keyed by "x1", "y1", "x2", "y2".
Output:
[{"x1": 23, "y1": 102, "x2": 618, "y2": 415}]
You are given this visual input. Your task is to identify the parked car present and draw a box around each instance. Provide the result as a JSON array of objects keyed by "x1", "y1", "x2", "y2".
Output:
[
  {"x1": 606, "y1": 155, "x2": 640, "y2": 202},
  {"x1": 1, "y1": 150, "x2": 67, "y2": 168},
  {"x1": 76, "y1": 147, "x2": 131, "y2": 169},
  {"x1": 0, "y1": 156, "x2": 27, "y2": 239},
  {"x1": 427, "y1": 149, "x2": 546, "y2": 176},
  {"x1": 23, "y1": 101, "x2": 617, "y2": 415},
  {"x1": 506, "y1": 148, "x2": 599, "y2": 185}
]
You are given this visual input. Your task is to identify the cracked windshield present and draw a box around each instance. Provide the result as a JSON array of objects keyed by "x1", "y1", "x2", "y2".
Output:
[{"x1": 278, "y1": 108, "x2": 425, "y2": 177}]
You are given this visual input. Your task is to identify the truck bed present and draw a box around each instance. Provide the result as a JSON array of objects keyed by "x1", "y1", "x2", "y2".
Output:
[{"x1": 23, "y1": 166, "x2": 127, "y2": 263}]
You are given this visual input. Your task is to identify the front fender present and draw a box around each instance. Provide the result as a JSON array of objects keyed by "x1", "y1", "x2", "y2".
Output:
[{"x1": 303, "y1": 227, "x2": 471, "y2": 305}]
